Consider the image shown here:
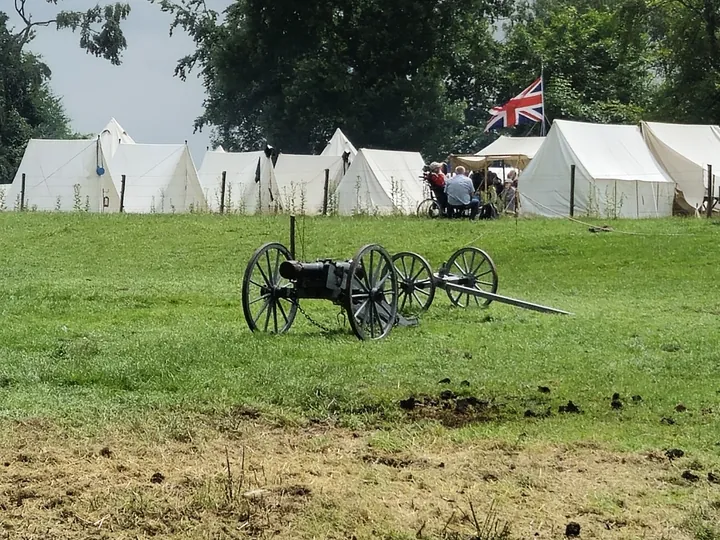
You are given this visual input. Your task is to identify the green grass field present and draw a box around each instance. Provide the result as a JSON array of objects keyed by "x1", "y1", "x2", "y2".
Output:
[
  {"x1": 1, "y1": 213, "x2": 720, "y2": 539},
  {"x1": 1, "y1": 213, "x2": 719, "y2": 446}
]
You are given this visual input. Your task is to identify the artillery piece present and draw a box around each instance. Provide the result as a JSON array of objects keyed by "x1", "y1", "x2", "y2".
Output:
[{"x1": 241, "y1": 218, "x2": 571, "y2": 341}]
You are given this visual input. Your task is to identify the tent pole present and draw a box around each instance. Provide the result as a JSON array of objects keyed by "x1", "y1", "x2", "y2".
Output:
[
  {"x1": 220, "y1": 171, "x2": 227, "y2": 214},
  {"x1": 708, "y1": 164, "x2": 714, "y2": 218},
  {"x1": 119, "y1": 175, "x2": 126, "y2": 213},
  {"x1": 323, "y1": 168, "x2": 330, "y2": 216},
  {"x1": 569, "y1": 165, "x2": 576, "y2": 217},
  {"x1": 20, "y1": 173, "x2": 26, "y2": 211}
]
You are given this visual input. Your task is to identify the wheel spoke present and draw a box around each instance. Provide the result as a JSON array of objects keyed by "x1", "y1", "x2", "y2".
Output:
[
  {"x1": 265, "y1": 250, "x2": 274, "y2": 285},
  {"x1": 256, "y1": 262, "x2": 271, "y2": 287},
  {"x1": 263, "y1": 300, "x2": 272, "y2": 331},
  {"x1": 252, "y1": 298, "x2": 270, "y2": 326},
  {"x1": 273, "y1": 249, "x2": 281, "y2": 282},
  {"x1": 272, "y1": 300, "x2": 279, "y2": 333},
  {"x1": 354, "y1": 298, "x2": 370, "y2": 319},
  {"x1": 277, "y1": 299, "x2": 290, "y2": 326},
  {"x1": 249, "y1": 293, "x2": 270, "y2": 306}
]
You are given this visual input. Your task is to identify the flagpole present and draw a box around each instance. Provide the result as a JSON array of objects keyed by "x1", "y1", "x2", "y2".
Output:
[{"x1": 540, "y1": 60, "x2": 546, "y2": 136}]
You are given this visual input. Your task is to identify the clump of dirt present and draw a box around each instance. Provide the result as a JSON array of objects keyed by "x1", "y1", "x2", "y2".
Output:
[
  {"x1": 559, "y1": 401, "x2": 581, "y2": 414},
  {"x1": 708, "y1": 472, "x2": 720, "y2": 484},
  {"x1": 665, "y1": 448, "x2": 685, "y2": 460},
  {"x1": 150, "y1": 472, "x2": 165, "y2": 484},
  {"x1": 362, "y1": 454, "x2": 415, "y2": 469},
  {"x1": 398, "y1": 393, "x2": 502, "y2": 427},
  {"x1": 681, "y1": 470, "x2": 700, "y2": 482},
  {"x1": 538, "y1": 386, "x2": 551, "y2": 394},
  {"x1": 565, "y1": 521, "x2": 582, "y2": 536},
  {"x1": 661, "y1": 417, "x2": 676, "y2": 425},
  {"x1": 99, "y1": 446, "x2": 112, "y2": 458}
]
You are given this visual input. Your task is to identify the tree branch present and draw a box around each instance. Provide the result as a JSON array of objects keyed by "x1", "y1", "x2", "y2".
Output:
[{"x1": 13, "y1": 0, "x2": 59, "y2": 48}]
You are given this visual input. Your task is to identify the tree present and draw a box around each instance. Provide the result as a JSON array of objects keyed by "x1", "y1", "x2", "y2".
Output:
[
  {"x1": 499, "y1": 0, "x2": 656, "y2": 127},
  {"x1": 640, "y1": 0, "x2": 720, "y2": 124},
  {"x1": 154, "y1": 0, "x2": 511, "y2": 159},
  {"x1": 0, "y1": 2, "x2": 126, "y2": 184},
  {"x1": 12, "y1": 0, "x2": 131, "y2": 64}
]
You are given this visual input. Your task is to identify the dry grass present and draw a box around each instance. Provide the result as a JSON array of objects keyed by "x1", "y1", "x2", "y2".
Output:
[{"x1": 1, "y1": 416, "x2": 718, "y2": 539}]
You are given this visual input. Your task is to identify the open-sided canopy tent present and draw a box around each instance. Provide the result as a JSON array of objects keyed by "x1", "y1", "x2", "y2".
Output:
[
  {"x1": 641, "y1": 121, "x2": 720, "y2": 213},
  {"x1": 274, "y1": 154, "x2": 344, "y2": 214},
  {"x1": 109, "y1": 143, "x2": 206, "y2": 213},
  {"x1": 321, "y1": 128, "x2": 358, "y2": 158},
  {"x1": 520, "y1": 120, "x2": 675, "y2": 218},
  {"x1": 450, "y1": 136, "x2": 544, "y2": 176},
  {"x1": 99, "y1": 118, "x2": 134, "y2": 160},
  {"x1": 335, "y1": 148, "x2": 426, "y2": 215},
  {"x1": 6, "y1": 139, "x2": 118, "y2": 212},
  {"x1": 197, "y1": 150, "x2": 280, "y2": 213}
]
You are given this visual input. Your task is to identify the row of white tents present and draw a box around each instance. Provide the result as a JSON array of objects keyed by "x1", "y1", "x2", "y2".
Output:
[
  {"x1": 0, "y1": 120, "x2": 429, "y2": 216},
  {"x1": 454, "y1": 120, "x2": 720, "y2": 219},
  {"x1": 3, "y1": 118, "x2": 717, "y2": 218}
]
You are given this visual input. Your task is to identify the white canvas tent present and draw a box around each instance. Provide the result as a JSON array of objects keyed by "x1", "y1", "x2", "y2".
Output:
[
  {"x1": 197, "y1": 150, "x2": 280, "y2": 213},
  {"x1": 641, "y1": 121, "x2": 720, "y2": 212},
  {"x1": 335, "y1": 148, "x2": 425, "y2": 215},
  {"x1": 99, "y1": 118, "x2": 134, "y2": 159},
  {"x1": 274, "y1": 154, "x2": 344, "y2": 214},
  {"x1": 109, "y1": 143, "x2": 206, "y2": 213},
  {"x1": 6, "y1": 138, "x2": 118, "y2": 212},
  {"x1": 520, "y1": 120, "x2": 675, "y2": 218},
  {"x1": 321, "y1": 128, "x2": 358, "y2": 158}
]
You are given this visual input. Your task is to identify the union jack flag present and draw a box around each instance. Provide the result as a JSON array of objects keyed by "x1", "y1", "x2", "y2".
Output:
[{"x1": 485, "y1": 77, "x2": 544, "y2": 131}]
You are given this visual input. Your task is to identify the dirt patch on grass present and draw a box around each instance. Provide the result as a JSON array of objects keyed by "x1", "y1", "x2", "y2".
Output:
[{"x1": 0, "y1": 418, "x2": 718, "y2": 539}]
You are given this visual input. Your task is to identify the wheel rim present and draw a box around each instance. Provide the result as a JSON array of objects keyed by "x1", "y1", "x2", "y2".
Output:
[
  {"x1": 444, "y1": 247, "x2": 498, "y2": 308},
  {"x1": 346, "y1": 244, "x2": 398, "y2": 340},
  {"x1": 392, "y1": 251, "x2": 436, "y2": 316},
  {"x1": 417, "y1": 199, "x2": 440, "y2": 219},
  {"x1": 242, "y1": 242, "x2": 298, "y2": 333}
]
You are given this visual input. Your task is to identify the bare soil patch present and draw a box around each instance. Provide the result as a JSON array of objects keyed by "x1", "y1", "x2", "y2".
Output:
[{"x1": 0, "y1": 417, "x2": 718, "y2": 539}]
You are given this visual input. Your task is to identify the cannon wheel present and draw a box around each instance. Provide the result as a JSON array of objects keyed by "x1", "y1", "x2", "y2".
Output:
[
  {"x1": 242, "y1": 242, "x2": 298, "y2": 334},
  {"x1": 444, "y1": 247, "x2": 498, "y2": 308},
  {"x1": 392, "y1": 251, "x2": 436, "y2": 316},
  {"x1": 346, "y1": 244, "x2": 399, "y2": 340}
]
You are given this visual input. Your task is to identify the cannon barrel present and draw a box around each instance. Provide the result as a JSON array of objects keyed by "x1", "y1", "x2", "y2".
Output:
[{"x1": 279, "y1": 260, "x2": 325, "y2": 280}]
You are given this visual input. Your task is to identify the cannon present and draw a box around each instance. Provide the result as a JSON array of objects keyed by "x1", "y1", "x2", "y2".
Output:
[{"x1": 241, "y1": 219, "x2": 571, "y2": 341}]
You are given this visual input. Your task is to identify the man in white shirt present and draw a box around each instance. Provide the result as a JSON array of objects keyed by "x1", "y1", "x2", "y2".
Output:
[{"x1": 444, "y1": 166, "x2": 479, "y2": 218}]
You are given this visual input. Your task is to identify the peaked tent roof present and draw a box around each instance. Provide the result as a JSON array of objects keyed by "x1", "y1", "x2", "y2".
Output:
[
  {"x1": 197, "y1": 150, "x2": 280, "y2": 213},
  {"x1": 641, "y1": 121, "x2": 720, "y2": 212},
  {"x1": 274, "y1": 154, "x2": 344, "y2": 214},
  {"x1": 99, "y1": 118, "x2": 134, "y2": 160},
  {"x1": 6, "y1": 138, "x2": 118, "y2": 212},
  {"x1": 108, "y1": 143, "x2": 206, "y2": 213},
  {"x1": 476, "y1": 136, "x2": 545, "y2": 160},
  {"x1": 520, "y1": 120, "x2": 675, "y2": 218},
  {"x1": 321, "y1": 128, "x2": 358, "y2": 157},
  {"x1": 335, "y1": 148, "x2": 425, "y2": 215}
]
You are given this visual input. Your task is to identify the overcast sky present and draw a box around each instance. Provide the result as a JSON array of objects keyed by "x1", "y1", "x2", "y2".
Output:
[{"x1": 9, "y1": 0, "x2": 233, "y2": 164}]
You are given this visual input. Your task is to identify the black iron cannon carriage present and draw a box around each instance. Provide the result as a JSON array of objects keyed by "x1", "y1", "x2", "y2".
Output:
[{"x1": 241, "y1": 219, "x2": 571, "y2": 341}]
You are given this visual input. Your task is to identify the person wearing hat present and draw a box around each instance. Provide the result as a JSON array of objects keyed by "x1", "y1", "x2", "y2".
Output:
[{"x1": 427, "y1": 162, "x2": 447, "y2": 215}]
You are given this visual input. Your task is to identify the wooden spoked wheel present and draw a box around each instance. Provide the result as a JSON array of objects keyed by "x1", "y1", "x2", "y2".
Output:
[
  {"x1": 444, "y1": 247, "x2": 498, "y2": 308},
  {"x1": 242, "y1": 242, "x2": 298, "y2": 334},
  {"x1": 346, "y1": 244, "x2": 399, "y2": 340},
  {"x1": 391, "y1": 251, "x2": 436, "y2": 316}
]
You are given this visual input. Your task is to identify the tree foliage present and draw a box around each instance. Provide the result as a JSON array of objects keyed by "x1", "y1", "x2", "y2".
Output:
[
  {"x1": 13, "y1": 0, "x2": 131, "y2": 64},
  {"x1": 0, "y1": 0, "x2": 129, "y2": 184},
  {"x1": 155, "y1": 0, "x2": 511, "y2": 158}
]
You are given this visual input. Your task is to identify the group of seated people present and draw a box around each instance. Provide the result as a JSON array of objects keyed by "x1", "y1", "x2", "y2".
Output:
[{"x1": 426, "y1": 163, "x2": 518, "y2": 219}]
